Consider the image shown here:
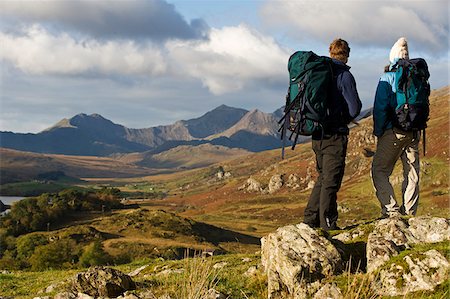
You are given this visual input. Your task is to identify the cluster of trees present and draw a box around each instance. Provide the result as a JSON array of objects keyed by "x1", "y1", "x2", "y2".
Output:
[
  {"x1": 0, "y1": 188, "x2": 123, "y2": 236},
  {"x1": 0, "y1": 231, "x2": 117, "y2": 270},
  {"x1": 0, "y1": 187, "x2": 127, "y2": 270}
]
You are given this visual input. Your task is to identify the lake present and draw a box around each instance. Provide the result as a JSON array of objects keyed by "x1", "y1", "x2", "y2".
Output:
[{"x1": 0, "y1": 196, "x2": 24, "y2": 205}]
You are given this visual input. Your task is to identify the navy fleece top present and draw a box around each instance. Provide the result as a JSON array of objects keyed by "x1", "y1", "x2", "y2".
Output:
[{"x1": 325, "y1": 59, "x2": 362, "y2": 134}]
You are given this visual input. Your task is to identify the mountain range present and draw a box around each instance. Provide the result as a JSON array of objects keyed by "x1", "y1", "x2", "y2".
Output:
[{"x1": 0, "y1": 105, "x2": 288, "y2": 156}]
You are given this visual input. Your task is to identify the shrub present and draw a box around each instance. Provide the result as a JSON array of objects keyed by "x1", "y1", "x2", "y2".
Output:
[
  {"x1": 78, "y1": 241, "x2": 112, "y2": 267},
  {"x1": 16, "y1": 233, "x2": 48, "y2": 260},
  {"x1": 29, "y1": 239, "x2": 79, "y2": 270}
]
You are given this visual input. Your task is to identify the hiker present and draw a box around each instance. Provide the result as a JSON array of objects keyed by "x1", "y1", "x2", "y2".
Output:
[
  {"x1": 371, "y1": 37, "x2": 429, "y2": 218},
  {"x1": 303, "y1": 38, "x2": 362, "y2": 230}
]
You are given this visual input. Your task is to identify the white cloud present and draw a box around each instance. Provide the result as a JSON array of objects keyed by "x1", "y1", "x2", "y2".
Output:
[
  {"x1": 0, "y1": 25, "x2": 167, "y2": 76},
  {"x1": 261, "y1": 0, "x2": 449, "y2": 53},
  {"x1": 166, "y1": 24, "x2": 290, "y2": 94}
]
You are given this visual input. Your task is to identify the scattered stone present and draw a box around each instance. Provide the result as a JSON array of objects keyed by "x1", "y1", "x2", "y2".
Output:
[
  {"x1": 137, "y1": 290, "x2": 158, "y2": 299},
  {"x1": 241, "y1": 257, "x2": 252, "y2": 263},
  {"x1": 76, "y1": 294, "x2": 94, "y2": 299},
  {"x1": 244, "y1": 266, "x2": 259, "y2": 277},
  {"x1": 306, "y1": 180, "x2": 315, "y2": 190},
  {"x1": 53, "y1": 293, "x2": 76, "y2": 299},
  {"x1": 44, "y1": 282, "x2": 65, "y2": 294},
  {"x1": 337, "y1": 205, "x2": 350, "y2": 213},
  {"x1": 128, "y1": 265, "x2": 149, "y2": 277},
  {"x1": 155, "y1": 268, "x2": 184, "y2": 276},
  {"x1": 212, "y1": 262, "x2": 228, "y2": 269},
  {"x1": 268, "y1": 174, "x2": 284, "y2": 193},
  {"x1": 261, "y1": 223, "x2": 342, "y2": 298},
  {"x1": 205, "y1": 288, "x2": 227, "y2": 299},
  {"x1": 71, "y1": 266, "x2": 136, "y2": 298},
  {"x1": 117, "y1": 291, "x2": 141, "y2": 299},
  {"x1": 286, "y1": 174, "x2": 300, "y2": 189},
  {"x1": 313, "y1": 283, "x2": 343, "y2": 299},
  {"x1": 333, "y1": 228, "x2": 365, "y2": 243},
  {"x1": 238, "y1": 177, "x2": 264, "y2": 193}
]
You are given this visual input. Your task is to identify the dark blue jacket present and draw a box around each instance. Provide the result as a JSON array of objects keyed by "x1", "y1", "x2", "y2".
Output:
[{"x1": 323, "y1": 59, "x2": 362, "y2": 135}]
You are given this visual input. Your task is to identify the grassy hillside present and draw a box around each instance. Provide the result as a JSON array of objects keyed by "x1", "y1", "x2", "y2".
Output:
[
  {"x1": 126, "y1": 86, "x2": 450, "y2": 235},
  {"x1": 0, "y1": 86, "x2": 448, "y2": 299}
]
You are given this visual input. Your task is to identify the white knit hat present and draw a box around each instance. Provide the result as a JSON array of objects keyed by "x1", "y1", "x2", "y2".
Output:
[{"x1": 389, "y1": 37, "x2": 409, "y2": 63}]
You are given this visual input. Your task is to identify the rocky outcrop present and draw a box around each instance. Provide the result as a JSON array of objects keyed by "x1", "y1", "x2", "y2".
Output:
[
  {"x1": 367, "y1": 217, "x2": 450, "y2": 273},
  {"x1": 71, "y1": 267, "x2": 136, "y2": 297},
  {"x1": 261, "y1": 223, "x2": 342, "y2": 298},
  {"x1": 262, "y1": 217, "x2": 449, "y2": 298},
  {"x1": 378, "y1": 249, "x2": 449, "y2": 296}
]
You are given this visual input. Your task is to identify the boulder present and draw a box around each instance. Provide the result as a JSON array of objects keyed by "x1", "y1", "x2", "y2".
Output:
[
  {"x1": 261, "y1": 223, "x2": 342, "y2": 298},
  {"x1": 366, "y1": 236, "x2": 400, "y2": 273},
  {"x1": 366, "y1": 217, "x2": 412, "y2": 273},
  {"x1": 286, "y1": 174, "x2": 300, "y2": 189},
  {"x1": 367, "y1": 217, "x2": 450, "y2": 273},
  {"x1": 238, "y1": 177, "x2": 264, "y2": 193},
  {"x1": 71, "y1": 267, "x2": 136, "y2": 297},
  {"x1": 377, "y1": 250, "x2": 450, "y2": 296},
  {"x1": 268, "y1": 174, "x2": 284, "y2": 193},
  {"x1": 408, "y1": 217, "x2": 450, "y2": 243}
]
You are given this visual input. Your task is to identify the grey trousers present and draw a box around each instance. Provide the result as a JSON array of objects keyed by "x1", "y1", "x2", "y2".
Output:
[{"x1": 371, "y1": 128, "x2": 420, "y2": 217}]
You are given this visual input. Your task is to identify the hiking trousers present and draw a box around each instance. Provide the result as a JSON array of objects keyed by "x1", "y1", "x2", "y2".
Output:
[
  {"x1": 304, "y1": 134, "x2": 348, "y2": 230},
  {"x1": 371, "y1": 128, "x2": 420, "y2": 217}
]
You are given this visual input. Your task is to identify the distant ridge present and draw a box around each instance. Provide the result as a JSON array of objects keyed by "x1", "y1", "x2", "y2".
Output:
[
  {"x1": 1, "y1": 100, "x2": 374, "y2": 156},
  {"x1": 0, "y1": 105, "x2": 274, "y2": 155}
]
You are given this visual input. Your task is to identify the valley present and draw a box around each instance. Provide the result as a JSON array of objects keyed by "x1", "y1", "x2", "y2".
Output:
[{"x1": 0, "y1": 86, "x2": 448, "y2": 298}]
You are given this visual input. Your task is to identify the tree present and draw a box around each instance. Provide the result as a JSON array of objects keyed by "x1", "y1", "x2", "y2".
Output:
[
  {"x1": 29, "y1": 239, "x2": 78, "y2": 270},
  {"x1": 78, "y1": 241, "x2": 112, "y2": 267}
]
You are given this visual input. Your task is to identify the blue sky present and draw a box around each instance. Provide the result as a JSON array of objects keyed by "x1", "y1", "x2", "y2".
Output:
[{"x1": 0, "y1": 0, "x2": 448, "y2": 133}]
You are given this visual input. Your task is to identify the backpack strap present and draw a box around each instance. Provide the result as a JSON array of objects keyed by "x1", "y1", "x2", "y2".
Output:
[{"x1": 422, "y1": 128, "x2": 426, "y2": 156}]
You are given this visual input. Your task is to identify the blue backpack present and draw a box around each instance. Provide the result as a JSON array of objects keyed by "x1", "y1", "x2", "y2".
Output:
[{"x1": 393, "y1": 58, "x2": 430, "y2": 132}]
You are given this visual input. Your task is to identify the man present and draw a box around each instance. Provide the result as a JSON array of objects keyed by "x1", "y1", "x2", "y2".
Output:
[
  {"x1": 371, "y1": 37, "x2": 422, "y2": 218},
  {"x1": 303, "y1": 38, "x2": 362, "y2": 231}
]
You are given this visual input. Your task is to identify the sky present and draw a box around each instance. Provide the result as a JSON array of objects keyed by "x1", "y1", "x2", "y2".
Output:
[{"x1": 0, "y1": 0, "x2": 448, "y2": 133}]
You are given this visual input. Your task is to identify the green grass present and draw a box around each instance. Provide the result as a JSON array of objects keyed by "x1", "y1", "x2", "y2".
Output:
[{"x1": 0, "y1": 269, "x2": 78, "y2": 298}]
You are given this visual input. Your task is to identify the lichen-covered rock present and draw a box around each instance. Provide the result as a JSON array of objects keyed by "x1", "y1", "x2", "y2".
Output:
[
  {"x1": 366, "y1": 218, "x2": 412, "y2": 273},
  {"x1": 366, "y1": 217, "x2": 450, "y2": 273},
  {"x1": 268, "y1": 174, "x2": 283, "y2": 193},
  {"x1": 377, "y1": 250, "x2": 450, "y2": 296},
  {"x1": 313, "y1": 283, "x2": 343, "y2": 299},
  {"x1": 53, "y1": 293, "x2": 76, "y2": 299},
  {"x1": 366, "y1": 236, "x2": 401, "y2": 273},
  {"x1": 408, "y1": 217, "x2": 450, "y2": 243},
  {"x1": 286, "y1": 174, "x2": 300, "y2": 189},
  {"x1": 71, "y1": 266, "x2": 136, "y2": 297},
  {"x1": 369, "y1": 217, "x2": 413, "y2": 246},
  {"x1": 238, "y1": 177, "x2": 264, "y2": 192},
  {"x1": 261, "y1": 223, "x2": 342, "y2": 298}
]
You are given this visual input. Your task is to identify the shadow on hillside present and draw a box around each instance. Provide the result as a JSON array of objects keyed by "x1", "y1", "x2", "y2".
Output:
[{"x1": 192, "y1": 222, "x2": 261, "y2": 246}]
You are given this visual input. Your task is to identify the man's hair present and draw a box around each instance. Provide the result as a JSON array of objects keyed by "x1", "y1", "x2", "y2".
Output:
[{"x1": 329, "y1": 38, "x2": 350, "y2": 62}]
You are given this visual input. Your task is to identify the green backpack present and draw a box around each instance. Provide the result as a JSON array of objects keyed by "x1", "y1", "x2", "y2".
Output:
[{"x1": 278, "y1": 51, "x2": 333, "y2": 158}]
